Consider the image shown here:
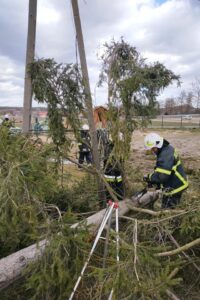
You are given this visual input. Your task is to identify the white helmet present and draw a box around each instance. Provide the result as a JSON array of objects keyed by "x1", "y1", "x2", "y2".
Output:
[
  {"x1": 118, "y1": 132, "x2": 123, "y2": 141},
  {"x1": 144, "y1": 132, "x2": 163, "y2": 150},
  {"x1": 4, "y1": 114, "x2": 9, "y2": 119},
  {"x1": 82, "y1": 124, "x2": 89, "y2": 130}
]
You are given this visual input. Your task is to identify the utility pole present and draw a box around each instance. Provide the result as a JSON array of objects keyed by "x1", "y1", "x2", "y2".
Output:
[
  {"x1": 22, "y1": 0, "x2": 37, "y2": 133},
  {"x1": 71, "y1": 0, "x2": 100, "y2": 170},
  {"x1": 71, "y1": 0, "x2": 105, "y2": 206}
]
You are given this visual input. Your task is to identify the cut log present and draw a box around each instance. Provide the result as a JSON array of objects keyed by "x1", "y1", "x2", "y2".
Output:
[
  {"x1": 0, "y1": 239, "x2": 48, "y2": 290},
  {"x1": 0, "y1": 191, "x2": 159, "y2": 290}
]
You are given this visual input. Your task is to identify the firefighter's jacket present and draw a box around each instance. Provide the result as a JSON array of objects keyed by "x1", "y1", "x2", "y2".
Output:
[
  {"x1": 78, "y1": 130, "x2": 91, "y2": 152},
  {"x1": 104, "y1": 160, "x2": 123, "y2": 184},
  {"x1": 1, "y1": 119, "x2": 13, "y2": 128},
  {"x1": 103, "y1": 141, "x2": 124, "y2": 198},
  {"x1": 104, "y1": 159, "x2": 124, "y2": 199},
  {"x1": 149, "y1": 140, "x2": 188, "y2": 196}
]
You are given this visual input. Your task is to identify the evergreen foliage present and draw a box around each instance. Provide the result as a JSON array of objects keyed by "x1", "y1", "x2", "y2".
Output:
[
  {"x1": 1, "y1": 42, "x2": 200, "y2": 300},
  {"x1": 0, "y1": 128, "x2": 57, "y2": 257},
  {"x1": 29, "y1": 59, "x2": 85, "y2": 147},
  {"x1": 24, "y1": 216, "x2": 91, "y2": 300},
  {"x1": 98, "y1": 38, "x2": 180, "y2": 159},
  {"x1": 45, "y1": 174, "x2": 99, "y2": 213},
  {"x1": 1, "y1": 137, "x2": 200, "y2": 299}
]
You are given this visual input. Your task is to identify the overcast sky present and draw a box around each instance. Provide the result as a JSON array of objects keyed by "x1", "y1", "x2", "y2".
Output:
[{"x1": 0, "y1": 0, "x2": 200, "y2": 107}]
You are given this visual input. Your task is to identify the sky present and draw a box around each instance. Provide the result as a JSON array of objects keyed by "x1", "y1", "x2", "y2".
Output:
[{"x1": 0, "y1": 0, "x2": 200, "y2": 107}]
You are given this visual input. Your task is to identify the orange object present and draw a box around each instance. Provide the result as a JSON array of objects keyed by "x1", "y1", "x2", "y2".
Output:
[{"x1": 93, "y1": 106, "x2": 108, "y2": 128}]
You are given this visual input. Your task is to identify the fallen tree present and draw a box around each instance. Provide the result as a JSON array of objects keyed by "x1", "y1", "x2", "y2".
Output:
[
  {"x1": 0, "y1": 240, "x2": 48, "y2": 290},
  {"x1": 0, "y1": 191, "x2": 159, "y2": 290}
]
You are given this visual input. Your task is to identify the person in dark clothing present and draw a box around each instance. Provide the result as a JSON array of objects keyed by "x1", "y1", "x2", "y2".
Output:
[
  {"x1": 78, "y1": 124, "x2": 92, "y2": 167},
  {"x1": 103, "y1": 140, "x2": 124, "y2": 201},
  {"x1": 143, "y1": 132, "x2": 188, "y2": 208},
  {"x1": 34, "y1": 118, "x2": 42, "y2": 136},
  {"x1": 1, "y1": 114, "x2": 13, "y2": 128}
]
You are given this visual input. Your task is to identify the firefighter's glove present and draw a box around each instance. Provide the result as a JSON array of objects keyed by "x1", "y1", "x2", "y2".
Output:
[
  {"x1": 143, "y1": 174, "x2": 150, "y2": 183},
  {"x1": 143, "y1": 174, "x2": 153, "y2": 188},
  {"x1": 147, "y1": 182, "x2": 153, "y2": 188}
]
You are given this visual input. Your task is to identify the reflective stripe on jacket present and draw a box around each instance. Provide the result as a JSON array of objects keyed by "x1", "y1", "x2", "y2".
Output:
[
  {"x1": 79, "y1": 130, "x2": 91, "y2": 152},
  {"x1": 149, "y1": 141, "x2": 188, "y2": 195},
  {"x1": 104, "y1": 156, "x2": 123, "y2": 183},
  {"x1": 104, "y1": 174, "x2": 122, "y2": 182}
]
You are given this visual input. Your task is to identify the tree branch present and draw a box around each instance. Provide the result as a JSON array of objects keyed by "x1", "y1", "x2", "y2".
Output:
[
  {"x1": 156, "y1": 238, "x2": 200, "y2": 257},
  {"x1": 128, "y1": 206, "x2": 184, "y2": 216},
  {"x1": 0, "y1": 198, "x2": 136, "y2": 290}
]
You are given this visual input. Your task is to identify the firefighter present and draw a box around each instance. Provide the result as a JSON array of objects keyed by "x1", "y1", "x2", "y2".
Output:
[
  {"x1": 2, "y1": 114, "x2": 13, "y2": 128},
  {"x1": 103, "y1": 136, "x2": 124, "y2": 201},
  {"x1": 78, "y1": 124, "x2": 92, "y2": 167},
  {"x1": 143, "y1": 132, "x2": 188, "y2": 208},
  {"x1": 33, "y1": 118, "x2": 42, "y2": 136}
]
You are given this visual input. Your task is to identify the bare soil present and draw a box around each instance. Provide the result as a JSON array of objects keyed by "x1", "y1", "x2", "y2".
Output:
[
  {"x1": 38, "y1": 129, "x2": 200, "y2": 177},
  {"x1": 131, "y1": 129, "x2": 200, "y2": 172}
]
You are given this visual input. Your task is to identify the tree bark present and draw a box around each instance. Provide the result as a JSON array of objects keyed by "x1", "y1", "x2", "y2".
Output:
[
  {"x1": 0, "y1": 240, "x2": 47, "y2": 290},
  {"x1": 156, "y1": 238, "x2": 200, "y2": 257},
  {"x1": 0, "y1": 191, "x2": 158, "y2": 290}
]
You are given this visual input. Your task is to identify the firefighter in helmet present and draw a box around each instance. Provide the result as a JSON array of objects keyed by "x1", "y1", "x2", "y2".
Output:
[
  {"x1": 143, "y1": 132, "x2": 188, "y2": 208},
  {"x1": 103, "y1": 133, "x2": 124, "y2": 201},
  {"x1": 78, "y1": 124, "x2": 92, "y2": 167},
  {"x1": 2, "y1": 114, "x2": 13, "y2": 128}
]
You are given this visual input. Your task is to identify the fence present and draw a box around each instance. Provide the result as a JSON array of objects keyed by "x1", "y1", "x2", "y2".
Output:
[
  {"x1": 148, "y1": 115, "x2": 200, "y2": 129},
  {"x1": 9, "y1": 115, "x2": 200, "y2": 134}
]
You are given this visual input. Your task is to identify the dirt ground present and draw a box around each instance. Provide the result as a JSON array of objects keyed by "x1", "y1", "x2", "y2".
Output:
[
  {"x1": 131, "y1": 129, "x2": 200, "y2": 157},
  {"x1": 38, "y1": 128, "x2": 200, "y2": 176},
  {"x1": 131, "y1": 129, "x2": 200, "y2": 172}
]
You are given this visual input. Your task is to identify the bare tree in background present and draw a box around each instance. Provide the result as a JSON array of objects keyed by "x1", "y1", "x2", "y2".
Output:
[
  {"x1": 164, "y1": 97, "x2": 176, "y2": 114},
  {"x1": 191, "y1": 78, "x2": 200, "y2": 112},
  {"x1": 185, "y1": 91, "x2": 193, "y2": 113},
  {"x1": 177, "y1": 90, "x2": 186, "y2": 114}
]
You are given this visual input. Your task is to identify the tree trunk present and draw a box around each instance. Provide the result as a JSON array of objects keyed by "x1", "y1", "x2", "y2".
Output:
[
  {"x1": 0, "y1": 240, "x2": 47, "y2": 290},
  {"x1": 0, "y1": 191, "x2": 158, "y2": 290}
]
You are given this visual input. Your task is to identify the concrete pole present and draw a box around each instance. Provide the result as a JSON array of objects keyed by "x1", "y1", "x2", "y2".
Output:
[
  {"x1": 71, "y1": 0, "x2": 100, "y2": 170},
  {"x1": 22, "y1": 0, "x2": 37, "y2": 133},
  {"x1": 71, "y1": 0, "x2": 106, "y2": 207}
]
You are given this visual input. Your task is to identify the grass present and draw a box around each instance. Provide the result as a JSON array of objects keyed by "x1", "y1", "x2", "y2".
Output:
[{"x1": 150, "y1": 120, "x2": 200, "y2": 128}]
